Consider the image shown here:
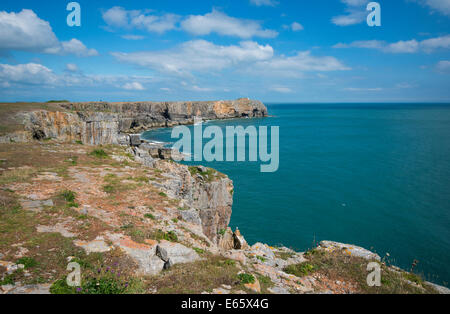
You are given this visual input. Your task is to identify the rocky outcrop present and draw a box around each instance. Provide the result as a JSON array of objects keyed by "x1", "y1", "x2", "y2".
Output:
[
  {"x1": 151, "y1": 161, "x2": 234, "y2": 244},
  {"x1": 18, "y1": 98, "x2": 267, "y2": 145}
]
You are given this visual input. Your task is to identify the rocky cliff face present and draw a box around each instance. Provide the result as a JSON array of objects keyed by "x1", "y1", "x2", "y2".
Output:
[
  {"x1": 16, "y1": 98, "x2": 267, "y2": 145},
  {"x1": 150, "y1": 161, "x2": 234, "y2": 244}
]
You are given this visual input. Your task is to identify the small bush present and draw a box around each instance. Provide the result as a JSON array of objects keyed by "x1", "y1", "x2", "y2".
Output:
[
  {"x1": 103, "y1": 185, "x2": 115, "y2": 194},
  {"x1": 60, "y1": 190, "x2": 76, "y2": 203},
  {"x1": 284, "y1": 263, "x2": 315, "y2": 277},
  {"x1": 159, "y1": 192, "x2": 167, "y2": 198},
  {"x1": 16, "y1": 257, "x2": 38, "y2": 269},
  {"x1": 256, "y1": 256, "x2": 267, "y2": 263},
  {"x1": 238, "y1": 273, "x2": 255, "y2": 284}
]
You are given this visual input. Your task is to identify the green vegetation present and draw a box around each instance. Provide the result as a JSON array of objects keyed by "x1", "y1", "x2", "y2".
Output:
[
  {"x1": 60, "y1": 190, "x2": 79, "y2": 208},
  {"x1": 144, "y1": 213, "x2": 155, "y2": 220},
  {"x1": 193, "y1": 248, "x2": 205, "y2": 254},
  {"x1": 275, "y1": 251, "x2": 296, "y2": 260},
  {"x1": 256, "y1": 256, "x2": 267, "y2": 263},
  {"x1": 188, "y1": 166, "x2": 226, "y2": 182},
  {"x1": 218, "y1": 229, "x2": 226, "y2": 236},
  {"x1": 89, "y1": 149, "x2": 108, "y2": 159},
  {"x1": 284, "y1": 263, "x2": 315, "y2": 277},
  {"x1": 159, "y1": 192, "x2": 167, "y2": 198},
  {"x1": 16, "y1": 257, "x2": 39, "y2": 269},
  {"x1": 238, "y1": 273, "x2": 255, "y2": 284}
]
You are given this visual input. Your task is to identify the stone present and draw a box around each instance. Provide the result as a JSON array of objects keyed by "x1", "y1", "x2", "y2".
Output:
[
  {"x1": 222, "y1": 250, "x2": 247, "y2": 265},
  {"x1": 213, "y1": 288, "x2": 230, "y2": 294},
  {"x1": 80, "y1": 206, "x2": 89, "y2": 216},
  {"x1": 157, "y1": 241, "x2": 200, "y2": 265},
  {"x1": 74, "y1": 238, "x2": 112, "y2": 254},
  {"x1": 268, "y1": 286, "x2": 291, "y2": 294},
  {"x1": 244, "y1": 276, "x2": 261, "y2": 293},
  {"x1": 156, "y1": 245, "x2": 169, "y2": 262},
  {"x1": 233, "y1": 228, "x2": 248, "y2": 250},
  {"x1": 163, "y1": 259, "x2": 173, "y2": 270},
  {"x1": 180, "y1": 209, "x2": 202, "y2": 226},
  {"x1": 319, "y1": 241, "x2": 381, "y2": 261},
  {"x1": 129, "y1": 134, "x2": 142, "y2": 146},
  {"x1": 219, "y1": 227, "x2": 234, "y2": 251}
]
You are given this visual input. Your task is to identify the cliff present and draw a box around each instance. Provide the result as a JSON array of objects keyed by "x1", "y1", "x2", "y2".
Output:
[
  {"x1": 1, "y1": 99, "x2": 449, "y2": 295},
  {"x1": 2, "y1": 98, "x2": 267, "y2": 145}
]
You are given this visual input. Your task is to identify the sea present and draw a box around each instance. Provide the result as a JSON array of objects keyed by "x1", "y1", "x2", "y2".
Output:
[{"x1": 142, "y1": 103, "x2": 450, "y2": 287}]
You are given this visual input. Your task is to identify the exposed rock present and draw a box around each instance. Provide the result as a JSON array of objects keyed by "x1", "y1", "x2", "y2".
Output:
[
  {"x1": 268, "y1": 286, "x2": 291, "y2": 294},
  {"x1": 2, "y1": 284, "x2": 51, "y2": 294},
  {"x1": 156, "y1": 245, "x2": 169, "y2": 262},
  {"x1": 233, "y1": 228, "x2": 248, "y2": 250},
  {"x1": 319, "y1": 241, "x2": 381, "y2": 261},
  {"x1": 219, "y1": 228, "x2": 235, "y2": 251},
  {"x1": 153, "y1": 160, "x2": 233, "y2": 244},
  {"x1": 222, "y1": 250, "x2": 247, "y2": 265},
  {"x1": 18, "y1": 98, "x2": 267, "y2": 145},
  {"x1": 74, "y1": 237, "x2": 112, "y2": 254},
  {"x1": 179, "y1": 209, "x2": 202, "y2": 226},
  {"x1": 129, "y1": 134, "x2": 142, "y2": 146},
  {"x1": 244, "y1": 276, "x2": 261, "y2": 293},
  {"x1": 157, "y1": 241, "x2": 200, "y2": 265}
]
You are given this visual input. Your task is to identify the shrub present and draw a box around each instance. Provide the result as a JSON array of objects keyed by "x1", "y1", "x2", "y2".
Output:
[
  {"x1": 60, "y1": 190, "x2": 76, "y2": 203},
  {"x1": 284, "y1": 263, "x2": 315, "y2": 277},
  {"x1": 193, "y1": 248, "x2": 205, "y2": 254},
  {"x1": 159, "y1": 192, "x2": 167, "y2": 198},
  {"x1": 144, "y1": 213, "x2": 155, "y2": 220},
  {"x1": 16, "y1": 257, "x2": 38, "y2": 269},
  {"x1": 238, "y1": 273, "x2": 255, "y2": 284}
]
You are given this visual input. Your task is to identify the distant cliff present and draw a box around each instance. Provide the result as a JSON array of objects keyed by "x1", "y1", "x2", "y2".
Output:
[{"x1": 8, "y1": 98, "x2": 267, "y2": 145}]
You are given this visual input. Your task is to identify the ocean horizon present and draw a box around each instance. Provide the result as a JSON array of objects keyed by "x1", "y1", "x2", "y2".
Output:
[{"x1": 143, "y1": 102, "x2": 450, "y2": 287}]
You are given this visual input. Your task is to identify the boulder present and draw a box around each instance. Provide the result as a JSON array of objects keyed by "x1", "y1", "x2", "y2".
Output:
[
  {"x1": 233, "y1": 228, "x2": 249, "y2": 250},
  {"x1": 219, "y1": 227, "x2": 235, "y2": 251},
  {"x1": 129, "y1": 134, "x2": 142, "y2": 146},
  {"x1": 319, "y1": 241, "x2": 381, "y2": 261}
]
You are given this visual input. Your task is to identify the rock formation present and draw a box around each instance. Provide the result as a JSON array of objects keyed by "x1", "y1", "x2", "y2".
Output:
[{"x1": 15, "y1": 98, "x2": 267, "y2": 145}]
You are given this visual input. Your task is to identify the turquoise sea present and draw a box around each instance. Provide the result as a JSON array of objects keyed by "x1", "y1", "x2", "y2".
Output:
[{"x1": 142, "y1": 104, "x2": 450, "y2": 287}]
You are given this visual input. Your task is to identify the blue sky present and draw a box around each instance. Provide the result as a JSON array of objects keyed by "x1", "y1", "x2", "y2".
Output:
[{"x1": 0, "y1": 0, "x2": 449, "y2": 103}]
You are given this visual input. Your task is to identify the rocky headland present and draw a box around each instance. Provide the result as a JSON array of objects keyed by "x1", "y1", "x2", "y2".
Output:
[{"x1": 0, "y1": 99, "x2": 448, "y2": 294}]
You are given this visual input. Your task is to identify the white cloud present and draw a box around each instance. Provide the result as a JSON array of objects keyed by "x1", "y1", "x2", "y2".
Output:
[
  {"x1": 122, "y1": 82, "x2": 145, "y2": 90},
  {"x1": 0, "y1": 9, "x2": 97, "y2": 57},
  {"x1": 0, "y1": 63, "x2": 57, "y2": 85},
  {"x1": 252, "y1": 51, "x2": 350, "y2": 77},
  {"x1": 436, "y1": 60, "x2": 450, "y2": 72},
  {"x1": 66, "y1": 63, "x2": 78, "y2": 72},
  {"x1": 413, "y1": 0, "x2": 450, "y2": 16},
  {"x1": 112, "y1": 40, "x2": 274, "y2": 75},
  {"x1": 181, "y1": 10, "x2": 278, "y2": 38},
  {"x1": 250, "y1": 0, "x2": 278, "y2": 6},
  {"x1": 334, "y1": 35, "x2": 450, "y2": 53},
  {"x1": 102, "y1": 6, "x2": 179, "y2": 34},
  {"x1": 0, "y1": 63, "x2": 155, "y2": 90},
  {"x1": 291, "y1": 22, "x2": 304, "y2": 31},
  {"x1": 121, "y1": 34, "x2": 145, "y2": 40},
  {"x1": 344, "y1": 87, "x2": 383, "y2": 92},
  {"x1": 332, "y1": 0, "x2": 369, "y2": 26},
  {"x1": 270, "y1": 86, "x2": 292, "y2": 93}
]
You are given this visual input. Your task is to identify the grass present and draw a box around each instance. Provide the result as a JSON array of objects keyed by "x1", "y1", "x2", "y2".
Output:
[
  {"x1": 284, "y1": 263, "x2": 315, "y2": 277},
  {"x1": 193, "y1": 248, "x2": 205, "y2": 255},
  {"x1": 238, "y1": 273, "x2": 255, "y2": 284},
  {"x1": 60, "y1": 190, "x2": 79, "y2": 208},
  {"x1": 275, "y1": 251, "x2": 296, "y2": 260},
  {"x1": 144, "y1": 213, "x2": 156, "y2": 220},
  {"x1": 293, "y1": 248, "x2": 438, "y2": 294},
  {"x1": 256, "y1": 256, "x2": 267, "y2": 263},
  {"x1": 0, "y1": 168, "x2": 37, "y2": 185},
  {"x1": 102, "y1": 173, "x2": 138, "y2": 195},
  {"x1": 89, "y1": 149, "x2": 108, "y2": 159},
  {"x1": 150, "y1": 256, "x2": 240, "y2": 294},
  {"x1": 158, "y1": 192, "x2": 167, "y2": 198},
  {"x1": 16, "y1": 257, "x2": 39, "y2": 269},
  {"x1": 188, "y1": 166, "x2": 226, "y2": 183}
]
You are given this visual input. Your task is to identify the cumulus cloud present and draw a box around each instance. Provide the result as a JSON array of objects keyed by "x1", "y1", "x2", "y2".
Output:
[
  {"x1": 252, "y1": 51, "x2": 350, "y2": 77},
  {"x1": 181, "y1": 10, "x2": 278, "y2": 38},
  {"x1": 270, "y1": 86, "x2": 292, "y2": 93},
  {"x1": 413, "y1": 0, "x2": 450, "y2": 16},
  {"x1": 112, "y1": 40, "x2": 274, "y2": 75},
  {"x1": 285, "y1": 22, "x2": 304, "y2": 31},
  {"x1": 0, "y1": 9, "x2": 97, "y2": 56},
  {"x1": 334, "y1": 35, "x2": 450, "y2": 53},
  {"x1": 0, "y1": 63, "x2": 154, "y2": 91},
  {"x1": 436, "y1": 60, "x2": 450, "y2": 72},
  {"x1": 65, "y1": 63, "x2": 78, "y2": 72},
  {"x1": 122, "y1": 82, "x2": 145, "y2": 90},
  {"x1": 332, "y1": 0, "x2": 369, "y2": 26},
  {"x1": 0, "y1": 63, "x2": 57, "y2": 85},
  {"x1": 249, "y1": 0, "x2": 279, "y2": 6},
  {"x1": 102, "y1": 6, "x2": 179, "y2": 34}
]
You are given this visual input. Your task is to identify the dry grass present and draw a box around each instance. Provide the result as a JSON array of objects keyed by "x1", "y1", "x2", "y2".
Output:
[
  {"x1": 149, "y1": 255, "x2": 241, "y2": 294},
  {"x1": 293, "y1": 249, "x2": 438, "y2": 294}
]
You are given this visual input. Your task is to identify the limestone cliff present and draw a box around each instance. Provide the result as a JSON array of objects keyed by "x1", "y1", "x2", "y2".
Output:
[{"x1": 16, "y1": 98, "x2": 267, "y2": 145}]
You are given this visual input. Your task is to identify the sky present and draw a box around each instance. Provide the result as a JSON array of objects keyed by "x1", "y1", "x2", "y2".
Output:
[{"x1": 0, "y1": 0, "x2": 449, "y2": 103}]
